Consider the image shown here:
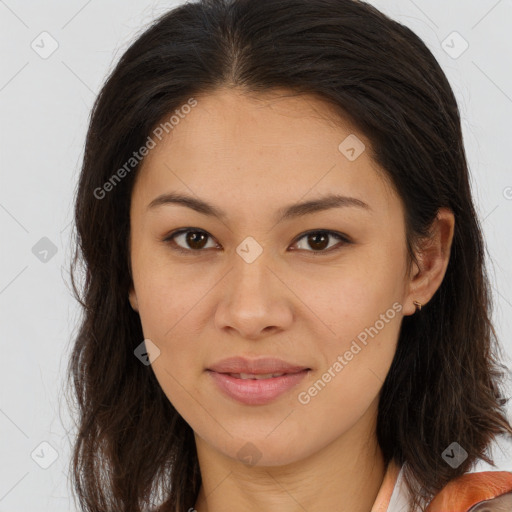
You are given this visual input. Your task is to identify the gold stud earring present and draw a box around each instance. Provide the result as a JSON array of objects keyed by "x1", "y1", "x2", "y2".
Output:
[{"x1": 413, "y1": 300, "x2": 422, "y2": 312}]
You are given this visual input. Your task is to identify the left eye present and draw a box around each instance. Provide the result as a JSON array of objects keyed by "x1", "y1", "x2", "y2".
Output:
[
  {"x1": 163, "y1": 229, "x2": 350, "y2": 255},
  {"x1": 292, "y1": 230, "x2": 350, "y2": 254}
]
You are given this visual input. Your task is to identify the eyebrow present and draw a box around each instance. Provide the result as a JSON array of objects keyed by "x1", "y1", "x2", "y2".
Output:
[{"x1": 147, "y1": 192, "x2": 371, "y2": 223}]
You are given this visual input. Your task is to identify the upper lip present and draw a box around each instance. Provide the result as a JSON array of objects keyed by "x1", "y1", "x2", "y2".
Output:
[{"x1": 207, "y1": 356, "x2": 310, "y2": 374}]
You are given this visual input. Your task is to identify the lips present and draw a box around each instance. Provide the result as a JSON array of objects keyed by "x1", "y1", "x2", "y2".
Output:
[{"x1": 206, "y1": 356, "x2": 311, "y2": 405}]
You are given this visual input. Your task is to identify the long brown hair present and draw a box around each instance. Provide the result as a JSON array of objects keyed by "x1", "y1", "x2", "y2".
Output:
[{"x1": 67, "y1": 0, "x2": 512, "y2": 510}]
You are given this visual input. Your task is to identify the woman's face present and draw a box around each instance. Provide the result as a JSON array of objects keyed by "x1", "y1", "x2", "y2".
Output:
[{"x1": 129, "y1": 88, "x2": 415, "y2": 466}]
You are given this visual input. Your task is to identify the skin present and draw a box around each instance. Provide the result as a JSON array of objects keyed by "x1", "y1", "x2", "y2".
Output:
[{"x1": 128, "y1": 87, "x2": 455, "y2": 512}]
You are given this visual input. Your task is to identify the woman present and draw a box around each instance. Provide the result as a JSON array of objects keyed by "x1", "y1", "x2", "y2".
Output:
[{"x1": 67, "y1": 0, "x2": 512, "y2": 510}]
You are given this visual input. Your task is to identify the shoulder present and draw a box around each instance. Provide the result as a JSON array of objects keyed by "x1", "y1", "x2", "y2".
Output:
[
  {"x1": 426, "y1": 471, "x2": 512, "y2": 512},
  {"x1": 468, "y1": 492, "x2": 512, "y2": 512}
]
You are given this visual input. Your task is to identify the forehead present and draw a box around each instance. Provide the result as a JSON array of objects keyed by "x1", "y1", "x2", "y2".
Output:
[
  {"x1": 134, "y1": 87, "x2": 399, "y2": 219},
  {"x1": 151, "y1": 87, "x2": 366, "y2": 160}
]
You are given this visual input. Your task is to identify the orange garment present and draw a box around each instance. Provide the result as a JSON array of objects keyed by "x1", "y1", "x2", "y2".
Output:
[
  {"x1": 426, "y1": 471, "x2": 512, "y2": 512},
  {"x1": 371, "y1": 460, "x2": 512, "y2": 512}
]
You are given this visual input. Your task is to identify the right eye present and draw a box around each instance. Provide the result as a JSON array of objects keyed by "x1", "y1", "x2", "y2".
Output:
[{"x1": 162, "y1": 228, "x2": 219, "y2": 254}]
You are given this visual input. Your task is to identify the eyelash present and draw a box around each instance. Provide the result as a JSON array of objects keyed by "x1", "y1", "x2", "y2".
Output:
[{"x1": 162, "y1": 228, "x2": 352, "y2": 256}]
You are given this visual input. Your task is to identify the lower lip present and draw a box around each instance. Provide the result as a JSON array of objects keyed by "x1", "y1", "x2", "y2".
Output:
[{"x1": 207, "y1": 370, "x2": 309, "y2": 405}]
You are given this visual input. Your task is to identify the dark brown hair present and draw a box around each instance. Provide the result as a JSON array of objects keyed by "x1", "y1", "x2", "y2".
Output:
[{"x1": 67, "y1": 0, "x2": 512, "y2": 510}]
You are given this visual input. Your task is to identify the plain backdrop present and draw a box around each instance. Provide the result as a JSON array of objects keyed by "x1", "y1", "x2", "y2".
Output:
[{"x1": 1, "y1": 1, "x2": 511, "y2": 510}]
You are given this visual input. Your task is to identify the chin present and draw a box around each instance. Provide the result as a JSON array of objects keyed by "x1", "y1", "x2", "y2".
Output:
[{"x1": 217, "y1": 433, "x2": 316, "y2": 468}]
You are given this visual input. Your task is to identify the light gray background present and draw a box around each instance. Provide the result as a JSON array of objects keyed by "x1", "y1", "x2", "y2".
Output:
[{"x1": 1, "y1": 1, "x2": 511, "y2": 510}]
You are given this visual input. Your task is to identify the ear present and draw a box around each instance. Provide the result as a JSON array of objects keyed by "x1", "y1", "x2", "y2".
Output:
[
  {"x1": 403, "y1": 207, "x2": 455, "y2": 316},
  {"x1": 129, "y1": 285, "x2": 139, "y2": 312}
]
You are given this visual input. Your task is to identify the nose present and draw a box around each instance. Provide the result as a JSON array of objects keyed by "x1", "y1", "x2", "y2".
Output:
[{"x1": 213, "y1": 255, "x2": 294, "y2": 340}]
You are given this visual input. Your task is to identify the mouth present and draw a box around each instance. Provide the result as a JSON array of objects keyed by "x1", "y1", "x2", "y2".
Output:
[{"x1": 206, "y1": 357, "x2": 311, "y2": 405}]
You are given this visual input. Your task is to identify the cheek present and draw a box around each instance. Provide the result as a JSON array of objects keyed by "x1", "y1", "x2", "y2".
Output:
[
  {"x1": 291, "y1": 258, "x2": 403, "y2": 415},
  {"x1": 299, "y1": 301, "x2": 401, "y2": 405},
  {"x1": 133, "y1": 251, "x2": 206, "y2": 339},
  {"x1": 135, "y1": 277, "x2": 208, "y2": 419},
  {"x1": 132, "y1": 256, "x2": 212, "y2": 386},
  {"x1": 295, "y1": 253, "x2": 404, "y2": 344}
]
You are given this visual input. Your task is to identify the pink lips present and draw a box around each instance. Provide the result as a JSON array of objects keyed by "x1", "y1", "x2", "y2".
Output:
[{"x1": 206, "y1": 356, "x2": 310, "y2": 405}]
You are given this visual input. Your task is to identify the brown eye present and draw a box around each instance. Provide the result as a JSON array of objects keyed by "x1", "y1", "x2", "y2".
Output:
[
  {"x1": 292, "y1": 230, "x2": 350, "y2": 254},
  {"x1": 183, "y1": 231, "x2": 208, "y2": 249},
  {"x1": 164, "y1": 229, "x2": 217, "y2": 253}
]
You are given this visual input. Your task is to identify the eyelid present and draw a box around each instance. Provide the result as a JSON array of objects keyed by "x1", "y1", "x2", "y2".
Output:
[{"x1": 162, "y1": 228, "x2": 352, "y2": 255}]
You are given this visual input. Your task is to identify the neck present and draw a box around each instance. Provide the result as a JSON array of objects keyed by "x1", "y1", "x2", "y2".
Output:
[{"x1": 193, "y1": 402, "x2": 386, "y2": 512}]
